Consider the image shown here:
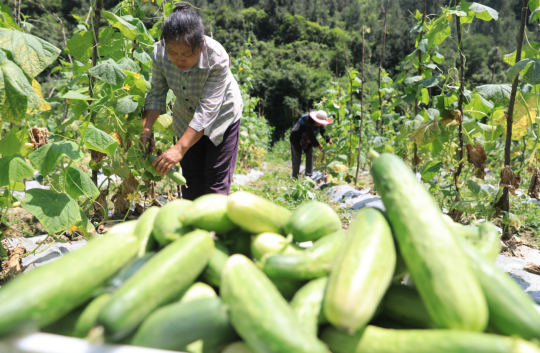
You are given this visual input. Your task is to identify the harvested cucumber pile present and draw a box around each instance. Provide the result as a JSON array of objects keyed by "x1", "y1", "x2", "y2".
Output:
[{"x1": 1, "y1": 154, "x2": 540, "y2": 353}]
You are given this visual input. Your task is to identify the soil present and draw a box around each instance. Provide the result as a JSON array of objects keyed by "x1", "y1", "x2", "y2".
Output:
[
  {"x1": 2, "y1": 208, "x2": 46, "y2": 237},
  {"x1": 0, "y1": 240, "x2": 26, "y2": 285}
]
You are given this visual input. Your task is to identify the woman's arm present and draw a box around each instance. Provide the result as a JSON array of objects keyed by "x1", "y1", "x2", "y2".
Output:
[{"x1": 152, "y1": 127, "x2": 204, "y2": 174}]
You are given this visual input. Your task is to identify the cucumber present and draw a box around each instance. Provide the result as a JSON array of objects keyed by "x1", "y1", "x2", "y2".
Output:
[
  {"x1": 152, "y1": 199, "x2": 193, "y2": 246},
  {"x1": 0, "y1": 221, "x2": 139, "y2": 337},
  {"x1": 371, "y1": 153, "x2": 488, "y2": 331},
  {"x1": 261, "y1": 230, "x2": 345, "y2": 280},
  {"x1": 392, "y1": 249, "x2": 408, "y2": 282},
  {"x1": 284, "y1": 201, "x2": 342, "y2": 242},
  {"x1": 455, "y1": 233, "x2": 540, "y2": 340},
  {"x1": 179, "y1": 282, "x2": 216, "y2": 303},
  {"x1": 222, "y1": 342, "x2": 253, "y2": 353},
  {"x1": 290, "y1": 277, "x2": 328, "y2": 336},
  {"x1": 134, "y1": 206, "x2": 160, "y2": 257},
  {"x1": 221, "y1": 254, "x2": 328, "y2": 353},
  {"x1": 72, "y1": 293, "x2": 112, "y2": 338},
  {"x1": 201, "y1": 240, "x2": 230, "y2": 287},
  {"x1": 251, "y1": 232, "x2": 302, "y2": 261},
  {"x1": 270, "y1": 278, "x2": 305, "y2": 301},
  {"x1": 41, "y1": 304, "x2": 87, "y2": 336},
  {"x1": 382, "y1": 285, "x2": 437, "y2": 329},
  {"x1": 320, "y1": 325, "x2": 540, "y2": 353},
  {"x1": 146, "y1": 155, "x2": 186, "y2": 185},
  {"x1": 182, "y1": 194, "x2": 237, "y2": 233},
  {"x1": 131, "y1": 297, "x2": 237, "y2": 352},
  {"x1": 449, "y1": 222, "x2": 500, "y2": 262},
  {"x1": 97, "y1": 229, "x2": 214, "y2": 341},
  {"x1": 106, "y1": 251, "x2": 156, "y2": 290},
  {"x1": 324, "y1": 207, "x2": 396, "y2": 333},
  {"x1": 223, "y1": 229, "x2": 252, "y2": 257},
  {"x1": 227, "y1": 192, "x2": 291, "y2": 234}
]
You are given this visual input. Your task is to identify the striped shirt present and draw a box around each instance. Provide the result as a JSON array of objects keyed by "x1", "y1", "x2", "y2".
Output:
[{"x1": 145, "y1": 36, "x2": 243, "y2": 146}]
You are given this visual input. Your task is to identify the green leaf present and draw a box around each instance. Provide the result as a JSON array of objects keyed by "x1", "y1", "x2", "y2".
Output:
[
  {"x1": 504, "y1": 41, "x2": 540, "y2": 66},
  {"x1": 475, "y1": 84, "x2": 511, "y2": 106},
  {"x1": 0, "y1": 28, "x2": 61, "y2": 78},
  {"x1": 467, "y1": 180, "x2": 491, "y2": 198},
  {"x1": 88, "y1": 58, "x2": 127, "y2": 86},
  {"x1": 101, "y1": 11, "x2": 138, "y2": 40},
  {"x1": 425, "y1": 16, "x2": 451, "y2": 50},
  {"x1": 65, "y1": 166, "x2": 100, "y2": 200},
  {"x1": 0, "y1": 154, "x2": 33, "y2": 186},
  {"x1": 397, "y1": 115, "x2": 424, "y2": 140},
  {"x1": 453, "y1": 200, "x2": 492, "y2": 214},
  {"x1": 0, "y1": 4, "x2": 20, "y2": 30},
  {"x1": 22, "y1": 189, "x2": 81, "y2": 234},
  {"x1": 465, "y1": 93, "x2": 493, "y2": 119},
  {"x1": 66, "y1": 30, "x2": 93, "y2": 62},
  {"x1": 62, "y1": 90, "x2": 96, "y2": 100},
  {"x1": 28, "y1": 141, "x2": 84, "y2": 177},
  {"x1": 462, "y1": 2, "x2": 499, "y2": 21},
  {"x1": 130, "y1": 18, "x2": 154, "y2": 45},
  {"x1": 0, "y1": 127, "x2": 32, "y2": 156},
  {"x1": 117, "y1": 57, "x2": 140, "y2": 73},
  {"x1": 433, "y1": 52, "x2": 444, "y2": 65},
  {"x1": 154, "y1": 114, "x2": 173, "y2": 132},
  {"x1": 134, "y1": 48, "x2": 152, "y2": 64},
  {"x1": 404, "y1": 75, "x2": 423, "y2": 85},
  {"x1": 74, "y1": 207, "x2": 95, "y2": 238},
  {"x1": 420, "y1": 160, "x2": 443, "y2": 182},
  {"x1": 506, "y1": 58, "x2": 540, "y2": 85},
  {"x1": 108, "y1": 95, "x2": 138, "y2": 114},
  {"x1": 80, "y1": 122, "x2": 118, "y2": 155},
  {"x1": 421, "y1": 76, "x2": 443, "y2": 88},
  {"x1": 530, "y1": 6, "x2": 540, "y2": 24},
  {"x1": 124, "y1": 71, "x2": 148, "y2": 96}
]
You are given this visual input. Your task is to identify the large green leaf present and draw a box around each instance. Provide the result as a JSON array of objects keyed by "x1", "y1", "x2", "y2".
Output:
[
  {"x1": 81, "y1": 122, "x2": 119, "y2": 155},
  {"x1": 0, "y1": 4, "x2": 20, "y2": 30},
  {"x1": 462, "y1": 2, "x2": 498, "y2": 21},
  {"x1": 0, "y1": 154, "x2": 33, "y2": 186},
  {"x1": 28, "y1": 141, "x2": 84, "y2": 176},
  {"x1": 421, "y1": 160, "x2": 443, "y2": 182},
  {"x1": 62, "y1": 90, "x2": 96, "y2": 100},
  {"x1": 130, "y1": 18, "x2": 154, "y2": 45},
  {"x1": 404, "y1": 75, "x2": 422, "y2": 85},
  {"x1": 65, "y1": 166, "x2": 100, "y2": 200},
  {"x1": 464, "y1": 93, "x2": 493, "y2": 119},
  {"x1": 507, "y1": 58, "x2": 540, "y2": 85},
  {"x1": 134, "y1": 48, "x2": 152, "y2": 64},
  {"x1": 108, "y1": 95, "x2": 139, "y2": 115},
  {"x1": 88, "y1": 58, "x2": 127, "y2": 86},
  {"x1": 0, "y1": 127, "x2": 32, "y2": 156},
  {"x1": 66, "y1": 30, "x2": 93, "y2": 62},
  {"x1": 504, "y1": 41, "x2": 540, "y2": 66},
  {"x1": 425, "y1": 15, "x2": 451, "y2": 50},
  {"x1": 475, "y1": 84, "x2": 511, "y2": 106},
  {"x1": 22, "y1": 189, "x2": 81, "y2": 234},
  {"x1": 421, "y1": 76, "x2": 443, "y2": 88},
  {"x1": 397, "y1": 115, "x2": 424, "y2": 140},
  {"x1": 467, "y1": 180, "x2": 491, "y2": 198},
  {"x1": 0, "y1": 28, "x2": 61, "y2": 78},
  {"x1": 102, "y1": 11, "x2": 137, "y2": 40},
  {"x1": 117, "y1": 57, "x2": 140, "y2": 73}
]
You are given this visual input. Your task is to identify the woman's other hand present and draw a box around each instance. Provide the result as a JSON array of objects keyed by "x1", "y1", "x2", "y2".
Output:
[
  {"x1": 139, "y1": 128, "x2": 155, "y2": 155},
  {"x1": 153, "y1": 145, "x2": 184, "y2": 175}
]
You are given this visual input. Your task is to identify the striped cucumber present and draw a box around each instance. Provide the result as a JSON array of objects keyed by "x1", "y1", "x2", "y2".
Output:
[
  {"x1": 179, "y1": 282, "x2": 217, "y2": 303},
  {"x1": 251, "y1": 232, "x2": 302, "y2": 261},
  {"x1": 152, "y1": 199, "x2": 193, "y2": 246},
  {"x1": 105, "y1": 251, "x2": 156, "y2": 291},
  {"x1": 201, "y1": 240, "x2": 230, "y2": 287},
  {"x1": 0, "y1": 221, "x2": 139, "y2": 337},
  {"x1": 321, "y1": 325, "x2": 540, "y2": 353},
  {"x1": 227, "y1": 192, "x2": 291, "y2": 234},
  {"x1": 221, "y1": 254, "x2": 328, "y2": 353},
  {"x1": 97, "y1": 229, "x2": 214, "y2": 341},
  {"x1": 72, "y1": 293, "x2": 112, "y2": 338},
  {"x1": 455, "y1": 233, "x2": 540, "y2": 340},
  {"x1": 285, "y1": 201, "x2": 342, "y2": 242},
  {"x1": 382, "y1": 285, "x2": 437, "y2": 329},
  {"x1": 324, "y1": 207, "x2": 396, "y2": 332},
  {"x1": 182, "y1": 194, "x2": 237, "y2": 233},
  {"x1": 290, "y1": 277, "x2": 328, "y2": 336},
  {"x1": 131, "y1": 297, "x2": 237, "y2": 352},
  {"x1": 371, "y1": 153, "x2": 488, "y2": 331},
  {"x1": 261, "y1": 230, "x2": 346, "y2": 280}
]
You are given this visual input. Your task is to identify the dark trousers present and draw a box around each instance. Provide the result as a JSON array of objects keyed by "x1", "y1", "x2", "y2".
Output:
[
  {"x1": 291, "y1": 145, "x2": 313, "y2": 179},
  {"x1": 180, "y1": 119, "x2": 241, "y2": 200}
]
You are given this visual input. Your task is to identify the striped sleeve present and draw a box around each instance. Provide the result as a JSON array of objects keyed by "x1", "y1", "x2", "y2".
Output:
[{"x1": 144, "y1": 45, "x2": 169, "y2": 113}]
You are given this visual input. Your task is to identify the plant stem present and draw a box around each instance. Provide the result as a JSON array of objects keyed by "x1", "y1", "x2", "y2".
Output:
[
  {"x1": 453, "y1": 0, "x2": 466, "y2": 201},
  {"x1": 355, "y1": 26, "x2": 366, "y2": 186},
  {"x1": 499, "y1": 0, "x2": 528, "y2": 214},
  {"x1": 413, "y1": 0, "x2": 427, "y2": 172},
  {"x1": 377, "y1": 0, "x2": 390, "y2": 135},
  {"x1": 340, "y1": 37, "x2": 354, "y2": 168}
]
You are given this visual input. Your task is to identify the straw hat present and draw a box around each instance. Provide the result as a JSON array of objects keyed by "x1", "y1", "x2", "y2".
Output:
[{"x1": 309, "y1": 110, "x2": 333, "y2": 125}]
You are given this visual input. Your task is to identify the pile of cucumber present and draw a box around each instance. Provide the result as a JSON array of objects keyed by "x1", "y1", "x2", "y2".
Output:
[{"x1": 0, "y1": 153, "x2": 539, "y2": 353}]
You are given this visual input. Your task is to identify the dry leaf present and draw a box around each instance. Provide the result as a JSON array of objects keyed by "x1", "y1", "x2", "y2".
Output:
[
  {"x1": 524, "y1": 262, "x2": 540, "y2": 275},
  {"x1": 500, "y1": 166, "x2": 521, "y2": 196},
  {"x1": 91, "y1": 150, "x2": 107, "y2": 163},
  {"x1": 1, "y1": 245, "x2": 26, "y2": 281},
  {"x1": 441, "y1": 110, "x2": 462, "y2": 127},
  {"x1": 29, "y1": 127, "x2": 48, "y2": 149},
  {"x1": 111, "y1": 173, "x2": 139, "y2": 215},
  {"x1": 466, "y1": 143, "x2": 487, "y2": 180},
  {"x1": 528, "y1": 168, "x2": 540, "y2": 201},
  {"x1": 93, "y1": 189, "x2": 109, "y2": 215}
]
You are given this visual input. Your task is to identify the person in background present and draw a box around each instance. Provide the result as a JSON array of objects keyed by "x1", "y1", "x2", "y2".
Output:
[
  {"x1": 139, "y1": 4, "x2": 243, "y2": 200},
  {"x1": 289, "y1": 110, "x2": 333, "y2": 179}
]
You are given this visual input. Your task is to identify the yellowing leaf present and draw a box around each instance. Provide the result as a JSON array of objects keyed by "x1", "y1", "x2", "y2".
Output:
[
  {"x1": 494, "y1": 94, "x2": 536, "y2": 139},
  {"x1": 410, "y1": 119, "x2": 441, "y2": 146},
  {"x1": 29, "y1": 79, "x2": 50, "y2": 112}
]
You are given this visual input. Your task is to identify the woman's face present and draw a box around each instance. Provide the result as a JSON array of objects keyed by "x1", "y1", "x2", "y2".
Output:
[{"x1": 166, "y1": 39, "x2": 204, "y2": 71}]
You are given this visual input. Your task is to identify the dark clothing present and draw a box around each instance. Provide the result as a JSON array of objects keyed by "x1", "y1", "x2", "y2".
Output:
[
  {"x1": 289, "y1": 114, "x2": 331, "y2": 151},
  {"x1": 289, "y1": 114, "x2": 331, "y2": 179},
  {"x1": 180, "y1": 118, "x2": 241, "y2": 200}
]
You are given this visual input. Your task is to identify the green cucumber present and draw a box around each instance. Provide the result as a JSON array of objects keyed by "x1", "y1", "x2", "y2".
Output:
[
  {"x1": 392, "y1": 249, "x2": 408, "y2": 282},
  {"x1": 72, "y1": 293, "x2": 112, "y2": 338},
  {"x1": 134, "y1": 206, "x2": 160, "y2": 257},
  {"x1": 449, "y1": 222, "x2": 500, "y2": 262},
  {"x1": 106, "y1": 251, "x2": 156, "y2": 290},
  {"x1": 223, "y1": 229, "x2": 252, "y2": 257},
  {"x1": 455, "y1": 233, "x2": 540, "y2": 340},
  {"x1": 221, "y1": 254, "x2": 328, "y2": 353},
  {"x1": 270, "y1": 278, "x2": 305, "y2": 301},
  {"x1": 41, "y1": 305, "x2": 87, "y2": 336},
  {"x1": 227, "y1": 192, "x2": 291, "y2": 234},
  {"x1": 179, "y1": 282, "x2": 217, "y2": 303},
  {"x1": 146, "y1": 155, "x2": 186, "y2": 185},
  {"x1": 0, "y1": 221, "x2": 139, "y2": 337},
  {"x1": 261, "y1": 230, "x2": 345, "y2": 280},
  {"x1": 182, "y1": 194, "x2": 237, "y2": 233},
  {"x1": 285, "y1": 201, "x2": 342, "y2": 242},
  {"x1": 290, "y1": 277, "x2": 328, "y2": 336},
  {"x1": 201, "y1": 240, "x2": 230, "y2": 287},
  {"x1": 382, "y1": 285, "x2": 437, "y2": 329},
  {"x1": 132, "y1": 297, "x2": 237, "y2": 351},
  {"x1": 324, "y1": 207, "x2": 395, "y2": 333},
  {"x1": 222, "y1": 342, "x2": 253, "y2": 353},
  {"x1": 321, "y1": 325, "x2": 540, "y2": 353},
  {"x1": 97, "y1": 229, "x2": 214, "y2": 341},
  {"x1": 371, "y1": 153, "x2": 488, "y2": 331},
  {"x1": 251, "y1": 232, "x2": 302, "y2": 261},
  {"x1": 152, "y1": 199, "x2": 193, "y2": 246}
]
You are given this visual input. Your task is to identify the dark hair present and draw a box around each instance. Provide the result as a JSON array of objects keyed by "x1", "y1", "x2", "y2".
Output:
[{"x1": 162, "y1": 3, "x2": 204, "y2": 52}]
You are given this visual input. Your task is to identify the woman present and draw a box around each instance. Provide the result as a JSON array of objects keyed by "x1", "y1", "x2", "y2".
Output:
[
  {"x1": 289, "y1": 110, "x2": 333, "y2": 179},
  {"x1": 140, "y1": 4, "x2": 243, "y2": 200}
]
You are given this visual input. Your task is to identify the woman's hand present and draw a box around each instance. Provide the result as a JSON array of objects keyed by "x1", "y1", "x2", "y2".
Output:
[
  {"x1": 328, "y1": 139, "x2": 334, "y2": 145},
  {"x1": 139, "y1": 128, "x2": 154, "y2": 154},
  {"x1": 152, "y1": 145, "x2": 184, "y2": 175}
]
